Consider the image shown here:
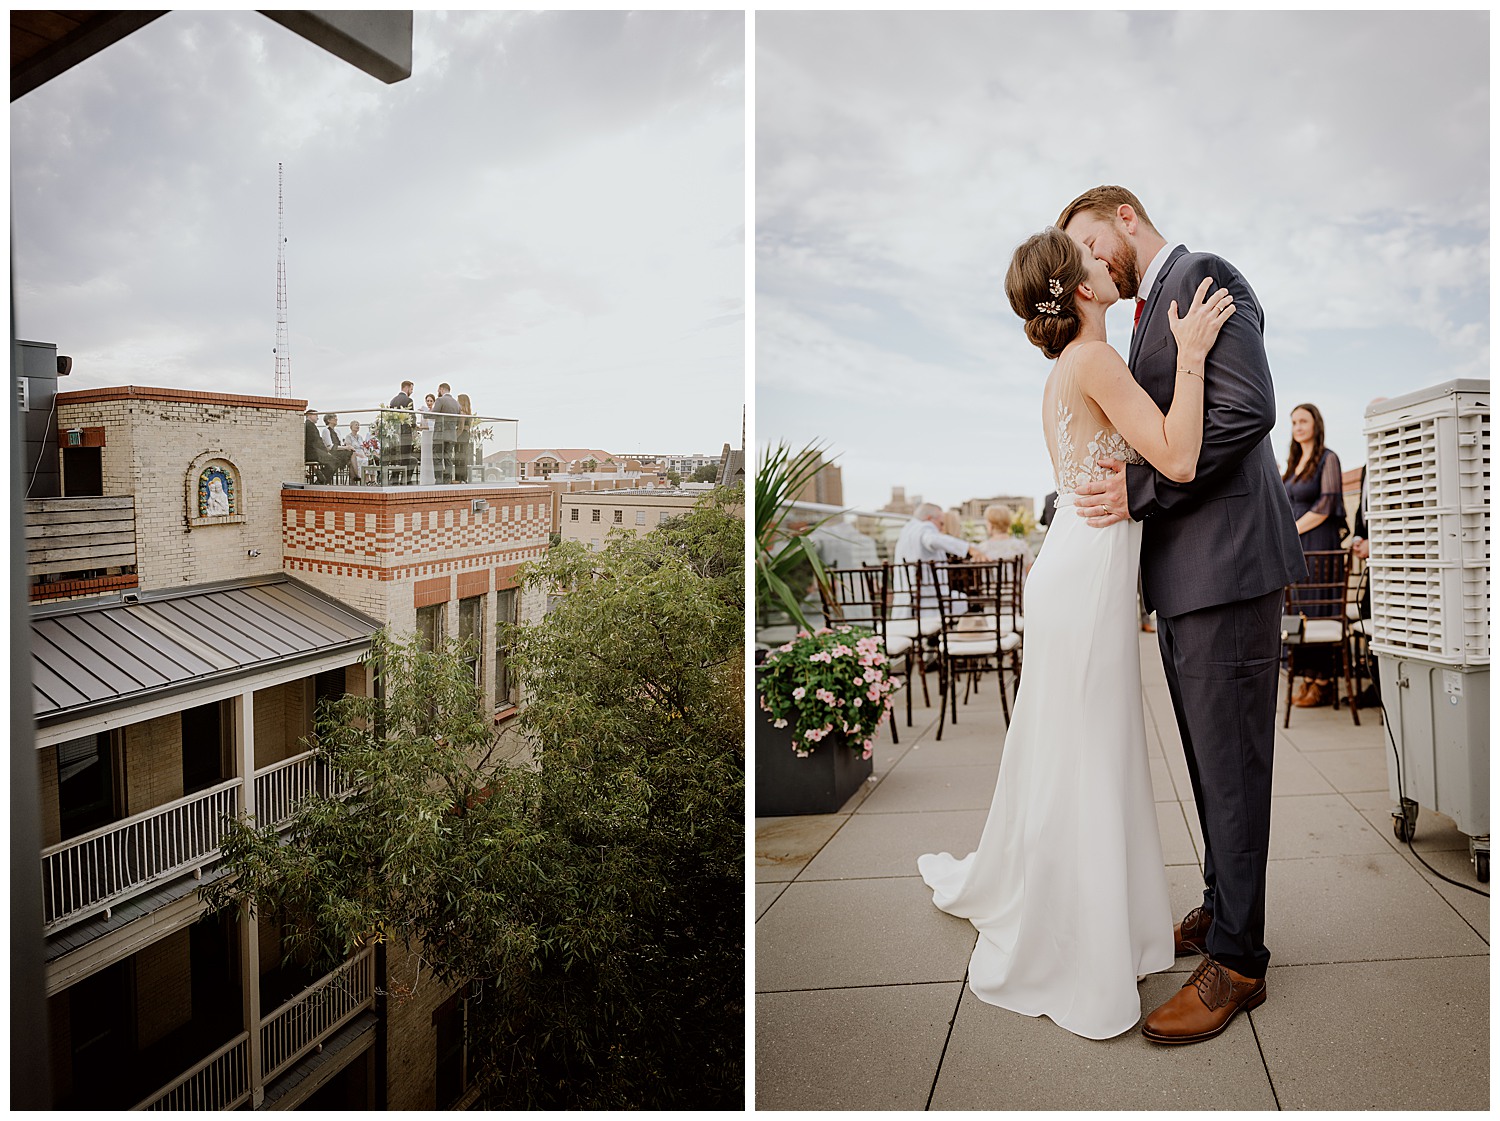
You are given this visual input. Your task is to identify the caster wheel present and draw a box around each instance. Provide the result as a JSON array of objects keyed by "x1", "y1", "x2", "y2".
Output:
[
  {"x1": 1475, "y1": 851, "x2": 1489, "y2": 884},
  {"x1": 1392, "y1": 798, "x2": 1419, "y2": 844}
]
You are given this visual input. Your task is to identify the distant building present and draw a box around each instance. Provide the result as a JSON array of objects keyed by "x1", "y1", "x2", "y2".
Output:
[
  {"x1": 637, "y1": 451, "x2": 723, "y2": 478},
  {"x1": 558, "y1": 488, "x2": 714, "y2": 551},
  {"x1": 956, "y1": 494, "x2": 1035, "y2": 521},
  {"x1": 792, "y1": 455, "x2": 842, "y2": 507},
  {"x1": 506, "y1": 448, "x2": 623, "y2": 480}
]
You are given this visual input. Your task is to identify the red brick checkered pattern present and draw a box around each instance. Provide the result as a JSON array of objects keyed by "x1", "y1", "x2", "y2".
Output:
[{"x1": 281, "y1": 487, "x2": 550, "y2": 583}]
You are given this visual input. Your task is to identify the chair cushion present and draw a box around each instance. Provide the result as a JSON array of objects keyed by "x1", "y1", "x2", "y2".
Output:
[
  {"x1": 1303, "y1": 619, "x2": 1344, "y2": 644},
  {"x1": 887, "y1": 615, "x2": 942, "y2": 639},
  {"x1": 883, "y1": 633, "x2": 914, "y2": 657}
]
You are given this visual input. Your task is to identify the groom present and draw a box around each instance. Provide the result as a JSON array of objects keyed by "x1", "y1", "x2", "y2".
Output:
[{"x1": 1060, "y1": 186, "x2": 1305, "y2": 1044}]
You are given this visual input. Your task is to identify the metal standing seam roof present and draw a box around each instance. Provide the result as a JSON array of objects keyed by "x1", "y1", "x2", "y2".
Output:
[{"x1": 31, "y1": 576, "x2": 381, "y2": 728}]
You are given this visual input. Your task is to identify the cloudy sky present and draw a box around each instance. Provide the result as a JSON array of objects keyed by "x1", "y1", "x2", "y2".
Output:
[
  {"x1": 757, "y1": 11, "x2": 1489, "y2": 513},
  {"x1": 13, "y1": 10, "x2": 744, "y2": 457}
]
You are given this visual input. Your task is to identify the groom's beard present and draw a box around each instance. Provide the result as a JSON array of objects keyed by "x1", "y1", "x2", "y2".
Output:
[{"x1": 1110, "y1": 240, "x2": 1143, "y2": 299}]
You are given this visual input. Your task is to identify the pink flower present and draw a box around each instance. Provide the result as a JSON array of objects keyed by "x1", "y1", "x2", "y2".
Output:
[
  {"x1": 773, "y1": 718, "x2": 788, "y2": 729},
  {"x1": 853, "y1": 676, "x2": 864, "y2": 686},
  {"x1": 853, "y1": 697, "x2": 863, "y2": 708},
  {"x1": 792, "y1": 686, "x2": 805, "y2": 700}
]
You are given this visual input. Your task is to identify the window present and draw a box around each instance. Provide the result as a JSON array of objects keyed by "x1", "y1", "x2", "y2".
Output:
[
  {"x1": 181, "y1": 700, "x2": 227, "y2": 795},
  {"x1": 494, "y1": 588, "x2": 518, "y2": 709},
  {"x1": 459, "y1": 596, "x2": 483, "y2": 688},
  {"x1": 433, "y1": 987, "x2": 475, "y2": 1108},
  {"x1": 591, "y1": 509, "x2": 601, "y2": 523},
  {"x1": 57, "y1": 732, "x2": 116, "y2": 840},
  {"x1": 635, "y1": 510, "x2": 646, "y2": 525},
  {"x1": 569, "y1": 507, "x2": 579, "y2": 522},
  {"x1": 613, "y1": 509, "x2": 623, "y2": 524},
  {"x1": 416, "y1": 604, "x2": 445, "y2": 652},
  {"x1": 659, "y1": 511, "x2": 671, "y2": 524}
]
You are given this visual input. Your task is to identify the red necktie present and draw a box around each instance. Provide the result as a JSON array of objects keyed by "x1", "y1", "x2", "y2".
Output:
[{"x1": 1134, "y1": 298, "x2": 1145, "y2": 328}]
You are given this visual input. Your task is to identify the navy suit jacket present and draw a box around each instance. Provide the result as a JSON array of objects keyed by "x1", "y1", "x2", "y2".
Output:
[{"x1": 1125, "y1": 246, "x2": 1305, "y2": 617}]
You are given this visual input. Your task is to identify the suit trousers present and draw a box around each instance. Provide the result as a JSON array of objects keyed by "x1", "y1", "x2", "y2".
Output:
[{"x1": 1156, "y1": 585, "x2": 1283, "y2": 979}]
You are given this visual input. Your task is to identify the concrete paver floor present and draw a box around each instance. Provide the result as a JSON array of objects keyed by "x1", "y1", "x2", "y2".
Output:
[{"x1": 754, "y1": 633, "x2": 1489, "y2": 1110}]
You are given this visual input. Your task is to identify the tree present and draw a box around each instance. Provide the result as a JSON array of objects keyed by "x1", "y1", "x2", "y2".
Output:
[
  {"x1": 666, "y1": 469, "x2": 683, "y2": 485},
  {"x1": 690, "y1": 461, "x2": 721, "y2": 483},
  {"x1": 580, "y1": 457, "x2": 598, "y2": 472},
  {"x1": 203, "y1": 492, "x2": 744, "y2": 1109}
]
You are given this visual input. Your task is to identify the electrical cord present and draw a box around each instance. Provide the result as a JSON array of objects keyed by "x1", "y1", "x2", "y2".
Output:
[
  {"x1": 1357, "y1": 624, "x2": 1489, "y2": 898},
  {"x1": 23, "y1": 391, "x2": 59, "y2": 499}
]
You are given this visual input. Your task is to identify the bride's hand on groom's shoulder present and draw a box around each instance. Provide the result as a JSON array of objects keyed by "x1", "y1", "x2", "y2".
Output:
[{"x1": 1077, "y1": 458, "x2": 1130, "y2": 529}]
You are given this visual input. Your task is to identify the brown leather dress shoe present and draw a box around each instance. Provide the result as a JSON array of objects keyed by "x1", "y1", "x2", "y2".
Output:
[
  {"x1": 1293, "y1": 680, "x2": 1332, "y2": 707},
  {"x1": 1174, "y1": 905, "x2": 1212, "y2": 956},
  {"x1": 1142, "y1": 957, "x2": 1266, "y2": 1044}
]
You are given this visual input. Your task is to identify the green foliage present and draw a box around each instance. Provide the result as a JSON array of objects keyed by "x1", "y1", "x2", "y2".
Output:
[
  {"x1": 666, "y1": 469, "x2": 683, "y2": 485},
  {"x1": 755, "y1": 440, "x2": 839, "y2": 630},
  {"x1": 690, "y1": 461, "x2": 721, "y2": 483},
  {"x1": 203, "y1": 494, "x2": 744, "y2": 1110}
]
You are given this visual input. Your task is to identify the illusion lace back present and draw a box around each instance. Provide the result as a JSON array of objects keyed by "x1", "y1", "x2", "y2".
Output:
[
  {"x1": 1044, "y1": 356, "x2": 1147, "y2": 497},
  {"x1": 917, "y1": 351, "x2": 1172, "y2": 1040}
]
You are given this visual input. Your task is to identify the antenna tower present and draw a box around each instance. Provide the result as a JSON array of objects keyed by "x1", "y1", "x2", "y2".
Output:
[{"x1": 273, "y1": 163, "x2": 291, "y2": 397}]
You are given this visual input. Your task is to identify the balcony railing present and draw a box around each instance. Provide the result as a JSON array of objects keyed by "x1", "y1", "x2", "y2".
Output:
[
  {"x1": 133, "y1": 1032, "x2": 251, "y2": 1111},
  {"x1": 41, "y1": 778, "x2": 239, "y2": 932},
  {"x1": 132, "y1": 948, "x2": 374, "y2": 1109},
  {"x1": 260, "y1": 947, "x2": 376, "y2": 1084},
  {"x1": 301, "y1": 407, "x2": 519, "y2": 488},
  {"x1": 255, "y1": 749, "x2": 352, "y2": 828}
]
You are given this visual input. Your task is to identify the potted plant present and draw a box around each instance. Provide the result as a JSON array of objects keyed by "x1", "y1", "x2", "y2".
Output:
[{"x1": 755, "y1": 623, "x2": 897, "y2": 816}]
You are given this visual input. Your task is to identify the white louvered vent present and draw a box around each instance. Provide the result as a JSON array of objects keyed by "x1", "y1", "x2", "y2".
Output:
[{"x1": 1365, "y1": 381, "x2": 1489, "y2": 665}]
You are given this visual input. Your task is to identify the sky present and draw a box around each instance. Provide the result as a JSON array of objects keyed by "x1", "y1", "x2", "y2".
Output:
[
  {"x1": 12, "y1": 10, "x2": 745, "y2": 458},
  {"x1": 757, "y1": 11, "x2": 1490, "y2": 514}
]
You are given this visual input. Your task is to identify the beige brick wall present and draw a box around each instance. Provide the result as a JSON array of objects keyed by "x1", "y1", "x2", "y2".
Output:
[
  {"x1": 253, "y1": 681, "x2": 311, "y2": 769},
  {"x1": 134, "y1": 927, "x2": 193, "y2": 1049},
  {"x1": 57, "y1": 391, "x2": 302, "y2": 593},
  {"x1": 123, "y1": 715, "x2": 183, "y2": 816},
  {"x1": 382, "y1": 941, "x2": 457, "y2": 1110},
  {"x1": 38, "y1": 744, "x2": 61, "y2": 848}
]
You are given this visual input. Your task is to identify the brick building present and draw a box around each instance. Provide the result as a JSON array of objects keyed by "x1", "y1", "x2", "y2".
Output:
[
  {"x1": 558, "y1": 488, "x2": 704, "y2": 551},
  {"x1": 24, "y1": 369, "x2": 548, "y2": 1109}
]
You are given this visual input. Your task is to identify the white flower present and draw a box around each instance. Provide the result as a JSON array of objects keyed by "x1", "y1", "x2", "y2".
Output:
[{"x1": 1048, "y1": 278, "x2": 1064, "y2": 297}]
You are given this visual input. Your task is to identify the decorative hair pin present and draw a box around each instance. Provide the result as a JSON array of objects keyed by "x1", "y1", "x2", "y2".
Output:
[
  {"x1": 1048, "y1": 278, "x2": 1064, "y2": 297},
  {"x1": 1035, "y1": 300, "x2": 1062, "y2": 316}
]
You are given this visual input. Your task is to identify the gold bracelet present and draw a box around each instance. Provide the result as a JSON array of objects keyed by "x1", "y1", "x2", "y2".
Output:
[{"x1": 1178, "y1": 366, "x2": 1204, "y2": 380}]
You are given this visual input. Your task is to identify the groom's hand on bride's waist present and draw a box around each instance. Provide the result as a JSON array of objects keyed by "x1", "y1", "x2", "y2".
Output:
[{"x1": 1076, "y1": 457, "x2": 1130, "y2": 528}]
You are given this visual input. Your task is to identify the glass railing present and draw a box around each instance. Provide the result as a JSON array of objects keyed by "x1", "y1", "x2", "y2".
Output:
[{"x1": 301, "y1": 408, "x2": 519, "y2": 488}]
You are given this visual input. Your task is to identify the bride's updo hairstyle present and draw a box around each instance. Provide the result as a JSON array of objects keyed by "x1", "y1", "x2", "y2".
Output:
[{"x1": 1005, "y1": 227, "x2": 1089, "y2": 360}]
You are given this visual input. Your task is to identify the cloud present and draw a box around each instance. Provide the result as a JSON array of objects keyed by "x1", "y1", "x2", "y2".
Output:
[
  {"x1": 756, "y1": 11, "x2": 1487, "y2": 510},
  {"x1": 12, "y1": 10, "x2": 745, "y2": 452}
]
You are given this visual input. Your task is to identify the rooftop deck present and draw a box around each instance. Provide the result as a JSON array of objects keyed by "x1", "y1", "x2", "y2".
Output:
[{"x1": 755, "y1": 632, "x2": 1489, "y2": 1110}]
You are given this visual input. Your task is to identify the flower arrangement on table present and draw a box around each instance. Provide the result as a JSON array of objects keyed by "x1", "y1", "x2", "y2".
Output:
[
  {"x1": 1010, "y1": 507, "x2": 1038, "y2": 538},
  {"x1": 757, "y1": 624, "x2": 898, "y2": 759}
]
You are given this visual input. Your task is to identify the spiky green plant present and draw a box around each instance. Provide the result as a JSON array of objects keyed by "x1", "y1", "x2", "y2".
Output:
[{"x1": 755, "y1": 441, "x2": 842, "y2": 631}]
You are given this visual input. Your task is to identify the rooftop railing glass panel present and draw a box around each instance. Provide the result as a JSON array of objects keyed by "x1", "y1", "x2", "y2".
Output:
[{"x1": 301, "y1": 408, "x2": 519, "y2": 488}]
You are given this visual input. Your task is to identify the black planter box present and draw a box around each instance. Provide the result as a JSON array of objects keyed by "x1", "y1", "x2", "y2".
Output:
[{"x1": 755, "y1": 708, "x2": 873, "y2": 817}]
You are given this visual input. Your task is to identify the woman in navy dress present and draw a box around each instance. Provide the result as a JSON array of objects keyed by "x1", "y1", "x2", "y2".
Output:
[{"x1": 1282, "y1": 402, "x2": 1346, "y2": 707}]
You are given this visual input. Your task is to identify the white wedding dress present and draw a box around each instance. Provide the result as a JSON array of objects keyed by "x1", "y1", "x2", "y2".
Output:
[{"x1": 917, "y1": 358, "x2": 1174, "y2": 1040}]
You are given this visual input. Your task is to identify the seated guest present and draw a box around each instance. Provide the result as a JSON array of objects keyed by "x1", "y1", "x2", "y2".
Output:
[
  {"x1": 976, "y1": 504, "x2": 1032, "y2": 567},
  {"x1": 346, "y1": 418, "x2": 378, "y2": 478},
  {"x1": 893, "y1": 502, "x2": 983, "y2": 621}
]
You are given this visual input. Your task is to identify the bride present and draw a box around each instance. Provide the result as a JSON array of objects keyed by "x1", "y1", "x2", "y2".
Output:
[{"x1": 917, "y1": 226, "x2": 1235, "y2": 1040}]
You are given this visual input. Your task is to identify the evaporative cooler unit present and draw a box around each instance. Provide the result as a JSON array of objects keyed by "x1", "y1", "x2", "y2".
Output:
[{"x1": 1363, "y1": 379, "x2": 1489, "y2": 881}]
